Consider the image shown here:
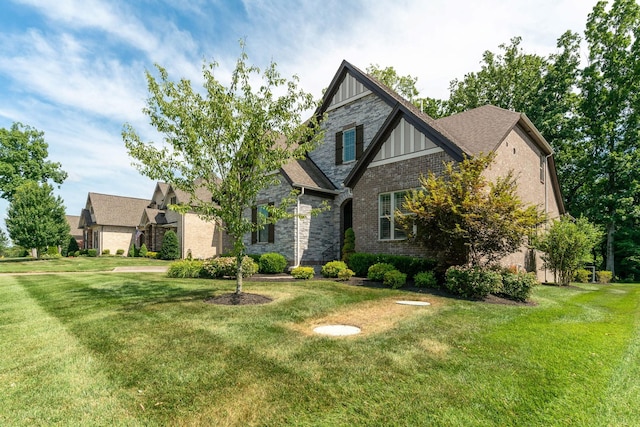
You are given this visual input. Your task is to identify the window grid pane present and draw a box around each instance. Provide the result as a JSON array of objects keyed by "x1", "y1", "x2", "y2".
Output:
[
  {"x1": 257, "y1": 205, "x2": 269, "y2": 243},
  {"x1": 343, "y1": 129, "x2": 356, "y2": 162}
]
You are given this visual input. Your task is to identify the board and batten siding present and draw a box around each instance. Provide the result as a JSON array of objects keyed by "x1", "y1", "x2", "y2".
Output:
[
  {"x1": 328, "y1": 72, "x2": 370, "y2": 110},
  {"x1": 371, "y1": 117, "x2": 443, "y2": 167}
]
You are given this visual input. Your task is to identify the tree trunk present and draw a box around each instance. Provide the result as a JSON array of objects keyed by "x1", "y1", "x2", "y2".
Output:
[
  {"x1": 235, "y1": 253, "x2": 243, "y2": 295},
  {"x1": 606, "y1": 221, "x2": 615, "y2": 277}
]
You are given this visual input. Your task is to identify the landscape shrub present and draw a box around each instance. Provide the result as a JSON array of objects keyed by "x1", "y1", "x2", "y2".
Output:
[
  {"x1": 87, "y1": 249, "x2": 98, "y2": 257},
  {"x1": 160, "y1": 231, "x2": 180, "y2": 260},
  {"x1": 291, "y1": 266, "x2": 315, "y2": 280},
  {"x1": 116, "y1": 249, "x2": 125, "y2": 256},
  {"x1": 341, "y1": 228, "x2": 356, "y2": 263},
  {"x1": 146, "y1": 251, "x2": 158, "y2": 259},
  {"x1": 67, "y1": 237, "x2": 79, "y2": 256},
  {"x1": 167, "y1": 259, "x2": 204, "y2": 278},
  {"x1": 202, "y1": 256, "x2": 258, "y2": 279},
  {"x1": 383, "y1": 270, "x2": 407, "y2": 289},
  {"x1": 414, "y1": 271, "x2": 437, "y2": 288},
  {"x1": 347, "y1": 252, "x2": 437, "y2": 278},
  {"x1": 102, "y1": 249, "x2": 110, "y2": 255},
  {"x1": 337, "y1": 268, "x2": 355, "y2": 281},
  {"x1": 367, "y1": 263, "x2": 397, "y2": 281},
  {"x1": 47, "y1": 246, "x2": 59, "y2": 257},
  {"x1": 321, "y1": 260, "x2": 348, "y2": 278},
  {"x1": 139, "y1": 244, "x2": 148, "y2": 258},
  {"x1": 596, "y1": 270, "x2": 613, "y2": 284},
  {"x1": 259, "y1": 252, "x2": 288, "y2": 274},
  {"x1": 74, "y1": 251, "x2": 80, "y2": 257},
  {"x1": 247, "y1": 253, "x2": 261, "y2": 263},
  {"x1": 500, "y1": 271, "x2": 538, "y2": 302},
  {"x1": 128, "y1": 244, "x2": 136, "y2": 257},
  {"x1": 445, "y1": 266, "x2": 502, "y2": 299},
  {"x1": 574, "y1": 269, "x2": 591, "y2": 283}
]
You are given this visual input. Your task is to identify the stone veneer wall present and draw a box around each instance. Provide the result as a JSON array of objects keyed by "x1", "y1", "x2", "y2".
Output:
[{"x1": 352, "y1": 150, "x2": 452, "y2": 256}]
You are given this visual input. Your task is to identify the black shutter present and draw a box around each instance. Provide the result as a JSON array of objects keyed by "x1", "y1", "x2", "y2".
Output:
[
  {"x1": 335, "y1": 131, "x2": 343, "y2": 165},
  {"x1": 251, "y1": 207, "x2": 257, "y2": 244},
  {"x1": 268, "y1": 202, "x2": 275, "y2": 243},
  {"x1": 355, "y1": 124, "x2": 364, "y2": 159}
]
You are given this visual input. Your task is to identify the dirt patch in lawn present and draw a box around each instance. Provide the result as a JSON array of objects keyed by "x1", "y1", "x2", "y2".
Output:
[
  {"x1": 205, "y1": 292, "x2": 273, "y2": 305},
  {"x1": 289, "y1": 296, "x2": 445, "y2": 337}
]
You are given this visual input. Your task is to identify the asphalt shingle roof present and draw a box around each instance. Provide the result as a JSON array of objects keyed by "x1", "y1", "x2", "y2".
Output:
[{"x1": 86, "y1": 193, "x2": 151, "y2": 227}]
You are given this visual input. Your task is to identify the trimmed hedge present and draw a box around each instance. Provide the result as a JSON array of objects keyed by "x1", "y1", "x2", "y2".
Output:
[
  {"x1": 167, "y1": 260, "x2": 204, "y2": 278},
  {"x1": 259, "y1": 252, "x2": 288, "y2": 274},
  {"x1": 445, "y1": 266, "x2": 502, "y2": 299},
  {"x1": 348, "y1": 253, "x2": 437, "y2": 279},
  {"x1": 414, "y1": 271, "x2": 437, "y2": 288},
  {"x1": 499, "y1": 271, "x2": 537, "y2": 302},
  {"x1": 201, "y1": 256, "x2": 258, "y2": 279},
  {"x1": 337, "y1": 268, "x2": 355, "y2": 281},
  {"x1": 321, "y1": 261, "x2": 348, "y2": 278},
  {"x1": 291, "y1": 266, "x2": 315, "y2": 280},
  {"x1": 383, "y1": 270, "x2": 407, "y2": 288},
  {"x1": 367, "y1": 263, "x2": 397, "y2": 282}
]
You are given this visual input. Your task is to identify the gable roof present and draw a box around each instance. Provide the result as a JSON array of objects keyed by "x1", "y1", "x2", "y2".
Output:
[
  {"x1": 141, "y1": 207, "x2": 168, "y2": 226},
  {"x1": 435, "y1": 104, "x2": 554, "y2": 156},
  {"x1": 281, "y1": 157, "x2": 337, "y2": 195},
  {"x1": 84, "y1": 192, "x2": 151, "y2": 227},
  {"x1": 66, "y1": 215, "x2": 82, "y2": 239}
]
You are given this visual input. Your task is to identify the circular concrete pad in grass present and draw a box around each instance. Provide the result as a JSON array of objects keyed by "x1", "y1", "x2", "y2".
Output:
[
  {"x1": 395, "y1": 300, "x2": 431, "y2": 306},
  {"x1": 313, "y1": 325, "x2": 361, "y2": 336}
]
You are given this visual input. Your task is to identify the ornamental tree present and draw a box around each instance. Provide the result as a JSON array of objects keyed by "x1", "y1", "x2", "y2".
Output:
[
  {"x1": 160, "y1": 230, "x2": 179, "y2": 260},
  {"x1": 398, "y1": 153, "x2": 545, "y2": 270},
  {"x1": 123, "y1": 46, "x2": 324, "y2": 294},
  {"x1": 534, "y1": 216, "x2": 603, "y2": 286},
  {"x1": 6, "y1": 181, "x2": 69, "y2": 257},
  {"x1": 0, "y1": 122, "x2": 67, "y2": 201}
]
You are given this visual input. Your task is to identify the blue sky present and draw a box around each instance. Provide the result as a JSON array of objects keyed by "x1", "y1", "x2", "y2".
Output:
[{"x1": 0, "y1": 0, "x2": 600, "y2": 231}]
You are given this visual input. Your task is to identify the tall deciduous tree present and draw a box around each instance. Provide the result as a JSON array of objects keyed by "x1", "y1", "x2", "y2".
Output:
[
  {"x1": 6, "y1": 181, "x2": 69, "y2": 256},
  {"x1": 576, "y1": 0, "x2": 640, "y2": 277},
  {"x1": 123, "y1": 47, "x2": 324, "y2": 294},
  {"x1": 398, "y1": 153, "x2": 544, "y2": 270},
  {"x1": 366, "y1": 64, "x2": 419, "y2": 101},
  {"x1": 0, "y1": 122, "x2": 67, "y2": 200}
]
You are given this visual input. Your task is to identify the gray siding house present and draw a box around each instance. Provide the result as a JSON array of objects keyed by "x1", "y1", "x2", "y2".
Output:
[{"x1": 245, "y1": 61, "x2": 565, "y2": 280}]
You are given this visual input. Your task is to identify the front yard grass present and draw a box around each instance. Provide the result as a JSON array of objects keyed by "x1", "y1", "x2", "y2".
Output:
[
  {"x1": 0, "y1": 256, "x2": 170, "y2": 273},
  {"x1": 1, "y1": 272, "x2": 638, "y2": 426}
]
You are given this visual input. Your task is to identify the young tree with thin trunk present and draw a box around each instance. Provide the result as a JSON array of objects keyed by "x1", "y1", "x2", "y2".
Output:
[{"x1": 123, "y1": 46, "x2": 324, "y2": 294}]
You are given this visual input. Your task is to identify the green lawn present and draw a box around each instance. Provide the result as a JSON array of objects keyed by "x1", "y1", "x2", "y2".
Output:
[
  {"x1": 1, "y1": 271, "x2": 638, "y2": 426},
  {"x1": 0, "y1": 256, "x2": 171, "y2": 273}
]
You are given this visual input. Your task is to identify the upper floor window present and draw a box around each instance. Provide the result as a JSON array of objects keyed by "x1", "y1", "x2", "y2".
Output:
[
  {"x1": 335, "y1": 124, "x2": 364, "y2": 165},
  {"x1": 343, "y1": 128, "x2": 356, "y2": 163}
]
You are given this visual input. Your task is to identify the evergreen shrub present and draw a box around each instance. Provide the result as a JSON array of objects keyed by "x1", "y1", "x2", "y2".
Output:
[
  {"x1": 160, "y1": 231, "x2": 180, "y2": 260},
  {"x1": 383, "y1": 270, "x2": 406, "y2": 288},
  {"x1": 259, "y1": 252, "x2": 288, "y2": 274},
  {"x1": 321, "y1": 260, "x2": 348, "y2": 278},
  {"x1": 414, "y1": 271, "x2": 437, "y2": 288},
  {"x1": 367, "y1": 263, "x2": 397, "y2": 282},
  {"x1": 291, "y1": 266, "x2": 315, "y2": 280},
  {"x1": 445, "y1": 266, "x2": 502, "y2": 299}
]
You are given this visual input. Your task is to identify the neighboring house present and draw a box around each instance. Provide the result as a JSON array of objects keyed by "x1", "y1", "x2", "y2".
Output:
[
  {"x1": 244, "y1": 60, "x2": 564, "y2": 280},
  {"x1": 65, "y1": 215, "x2": 83, "y2": 248},
  {"x1": 138, "y1": 181, "x2": 223, "y2": 259},
  {"x1": 79, "y1": 193, "x2": 151, "y2": 254}
]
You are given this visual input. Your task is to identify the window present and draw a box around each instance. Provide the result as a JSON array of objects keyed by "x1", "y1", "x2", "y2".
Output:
[
  {"x1": 379, "y1": 191, "x2": 410, "y2": 240},
  {"x1": 343, "y1": 128, "x2": 356, "y2": 162},
  {"x1": 335, "y1": 124, "x2": 363, "y2": 165},
  {"x1": 540, "y1": 154, "x2": 546, "y2": 184},
  {"x1": 251, "y1": 203, "x2": 274, "y2": 244}
]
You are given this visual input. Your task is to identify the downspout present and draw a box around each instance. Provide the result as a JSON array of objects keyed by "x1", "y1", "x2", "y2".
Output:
[
  {"x1": 544, "y1": 153, "x2": 553, "y2": 283},
  {"x1": 180, "y1": 214, "x2": 185, "y2": 259},
  {"x1": 295, "y1": 188, "x2": 305, "y2": 267}
]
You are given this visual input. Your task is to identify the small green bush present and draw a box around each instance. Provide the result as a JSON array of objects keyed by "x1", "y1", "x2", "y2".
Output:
[
  {"x1": 596, "y1": 270, "x2": 613, "y2": 284},
  {"x1": 383, "y1": 270, "x2": 407, "y2": 289},
  {"x1": 74, "y1": 251, "x2": 80, "y2": 257},
  {"x1": 47, "y1": 246, "x2": 59, "y2": 256},
  {"x1": 128, "y1": 244, "x2": 136, "y2": 257},
  {"x1": 445, "y1": 266, "x2": 502, "y2": 299},
  {"x1": 67, "y1": 236, "x2": 80, "y2": 256},
  {"x1": 259, "y1": 252, "x2": 288, "y2": 274},
  {"x1": 116, "y1": 249, "x2": 125, "y2": 256},
  {"x1": 167, "y1": 260, "x2": 204, "y2": 278},
  {"x1": 500, "y1": 271, "x2": 538, "y2": 302},
  {"x1": 145, "y1": 251, "x2": 158, "y2": 259},
  {"x1": 160, "y1": 230, "x2": 180, "y2": 260},
  {"x1": 87, "y1": 249, "x2": 98, "y2": 257},
  {"x1": 414, "y1": 271, "x2": 437, "y2": 288},
  {"x1": 321, "y1": 260, "x2": 348, "y2": 278},
  {"x1": 367, "y1": 263, "x2": 397, "y2": 281},
  {"x1": 337, "y1": 268, "x2": 355, "y2": 281},
  {"x1": 342, "y1": 228, "x2": 356, "y2": 263},
  {"x1": 102, "y1": 249, "x2": 110, "y2": 255},
  {"x1": 291, "y1": 266, "x2": 315, "y2": 280},
  {"x1": 574, "y1": 269, "x2": 591, "y2": 283},
  {"x1": 202, "y1": 256, "x2": 258, "y2": 279},
  {"x1": 139, "y1": 244, "x2": 148, "y2": 258},
  {"x1": 347, "y1": 252, "x2": 437, "y2": 278}
]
